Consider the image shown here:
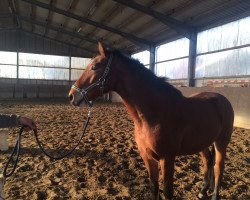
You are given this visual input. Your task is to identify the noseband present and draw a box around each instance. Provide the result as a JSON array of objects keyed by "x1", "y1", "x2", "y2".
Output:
[{"x1": 71, "y1": 54, "x2": 113, "y2": 106}]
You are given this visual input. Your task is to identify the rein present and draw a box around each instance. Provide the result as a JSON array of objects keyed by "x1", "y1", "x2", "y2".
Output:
[
  {"x1": 2, "y1": 106, "x2": 92, "y2": 179},
  {"x1": 71, "y1": 54, "x2": 113, "y2": 106},
  {"x1": 1, "y1": 53, "x2": 113, "y2": 192}
]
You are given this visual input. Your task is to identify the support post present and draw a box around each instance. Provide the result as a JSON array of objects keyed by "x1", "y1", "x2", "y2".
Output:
[
  {"x1": 69, "y1": 50, "x2": 72, "y2": 83},
  {"x1": 188, "y1": 32, "x2": 197, "y2": 87},
  {"x1": 68, "y1": 45, "x2": 73, "y2": 89},
  {"x1": 16, "y1": 30, "x2": 20, "y2": 83},
  {"x1": 149, "y1": 45, "x2": 155, "y2": 73},
  {"x1": 16, "y1": 30, "x2": 21, "y2": 98},
  {"x1": 15, "y1": 51, "x2": 20, "y2": 99},
  {"x1": 17, "y1": 52, "x2": 19, "y2": 80}
]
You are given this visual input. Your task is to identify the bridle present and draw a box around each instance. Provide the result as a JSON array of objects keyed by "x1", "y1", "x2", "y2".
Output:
[{"x1": 71, "y1": 54, "x2": 113, "y2": 107}]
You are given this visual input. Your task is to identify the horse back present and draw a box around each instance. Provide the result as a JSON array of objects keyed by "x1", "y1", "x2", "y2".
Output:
[{"x1": 188, "y1": 92, "x2": 234, "y2": 125}]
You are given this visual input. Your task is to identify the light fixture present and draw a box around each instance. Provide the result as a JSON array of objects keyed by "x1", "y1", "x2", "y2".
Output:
[
  {"x1": 77, "y1": 27, "x2": 82, "y2": 32},
  {"x1": 8, "y1": 6, "x2": 13, "y2": 13}
]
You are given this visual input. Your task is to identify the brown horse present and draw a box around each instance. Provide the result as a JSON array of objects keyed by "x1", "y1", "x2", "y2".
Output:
[{"x1": 69, "y1": 43, "x2": 234, "y2": 200}]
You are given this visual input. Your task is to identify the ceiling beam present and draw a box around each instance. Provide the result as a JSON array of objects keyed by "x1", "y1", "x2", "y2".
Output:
[
  {"x1": 20, "y1": 0, "x2": 153, "y2": 48},
  {"x1": 30, "y1": 4, "x2": 35, "y2": 32},
  {"x1": 73, "y1": 0, "x2": 101, "y2": 46},
  {"x1": 44, "y1": 0, "x2": 54, "y2": 36},
  {"x1": 8, "y1": 0, "x2": 21, "y2": 28},
  {"x1": 113, "y1": 0, "x2": 196, "y2": 39},
  {"x1": 55, "y1": 0, "x2": 77, "y2": 40},
  {"x1": 85, "y1": 2, "x2": 125, "y2": 47},
  {"x1": 18, "y1": 15, "x2": 100, "y2": 45},
  {"x1": 0, "y1": 27, "x2": 18, "y2": 31},
  {"x1": 0, "y1": 13, "x2": 13, "y2": 18},
  {"x1": 20, "y1": 28, "x2": 95, "y2": 56}
]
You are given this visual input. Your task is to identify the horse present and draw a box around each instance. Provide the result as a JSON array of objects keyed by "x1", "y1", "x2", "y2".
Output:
[{"x1": 69, "y1": 43, "x2": 234, "y2": 200}]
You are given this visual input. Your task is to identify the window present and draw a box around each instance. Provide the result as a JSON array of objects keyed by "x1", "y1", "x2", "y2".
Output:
[
  {"x1": 19, "y1": 53, "x2": 69, "y2": 68},
  {"x1": 196, "y1": 16, "x2": 250, "y2": 78},
  {"x1": 19, "y1": 66, "x2": 69, "y2": 80},
  {"x1": 0, "y1": 65, "x2": 17, "y2": 78},
  {"x1": 71, "y1": 57, "x2": 91, "y2": 69},
  {"x1": 155, "y1": 38, "x2": 189, "y2": 79},
  {"x1": 19, "y1": 52, "x2": 70, "y2": 80},
  {"x1": 0, "y1": 51, "x2": 17, "y2": 78},
  {"x1": 132, "y1": 50, "x2": 150, "y2": 67},
  {"x1": 70, "y1": 57, "x2": 91, "y2": 80},
  {"x1": 196, "y1": 47, "x2": 250, "y2": 77}
]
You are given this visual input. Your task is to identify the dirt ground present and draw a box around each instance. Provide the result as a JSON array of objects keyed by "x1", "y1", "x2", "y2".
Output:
[{"x1": 0, "y1": 100, "x2": 249, "y2": 200}]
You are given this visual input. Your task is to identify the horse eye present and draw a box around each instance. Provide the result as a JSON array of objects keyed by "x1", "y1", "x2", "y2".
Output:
[{"x1": 91, "y1": 65, "x2": 97, "y2": 71}]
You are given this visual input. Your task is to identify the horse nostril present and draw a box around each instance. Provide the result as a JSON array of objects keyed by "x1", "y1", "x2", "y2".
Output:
[{"x1": 69, "y1": 94, "x2": 74, "y2": 102}]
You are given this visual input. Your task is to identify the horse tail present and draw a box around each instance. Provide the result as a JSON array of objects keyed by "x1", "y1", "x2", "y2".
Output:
[{"x1": 208, "y1": 144, "x2": 215, "y2": 191}]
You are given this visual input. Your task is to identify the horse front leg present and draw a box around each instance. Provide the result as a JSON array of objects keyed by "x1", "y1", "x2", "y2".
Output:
[
  {"x1": 139, "y1": 150, "x2": 160, "y2": 200},
  {"x1": 160, "y1": 155, "x2": 175, "y2": 200},
  {"x1": 135, "y1": 131, "x2": 160, "y2": 200}
]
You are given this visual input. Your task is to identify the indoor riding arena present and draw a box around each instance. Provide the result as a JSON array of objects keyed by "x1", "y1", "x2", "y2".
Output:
[{"x1": 0, "y1": 1, "x2": 249, "y2": 200}]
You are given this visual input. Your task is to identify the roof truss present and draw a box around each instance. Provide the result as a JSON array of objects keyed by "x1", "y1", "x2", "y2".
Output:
[
  {"x1": 20, "y1": 0, "x2": 153, "y2": 49},
  {"x1": 113, "y1": 0, "x2": 196, "y2": 39},
  {"x1": 19, "y1": 14, "x2": 99, "y2": 45},
  {"x1": 20, "y1": 28, "x2": 95, "y2": 55}
]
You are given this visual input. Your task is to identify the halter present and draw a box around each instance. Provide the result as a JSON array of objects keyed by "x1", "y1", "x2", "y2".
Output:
[{"x1": 71, "y1": 54, "x2": 113, "y2": 106}]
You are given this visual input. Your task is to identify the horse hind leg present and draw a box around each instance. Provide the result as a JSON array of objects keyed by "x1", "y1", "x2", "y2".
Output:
[
  {"x1": 211, "y1": 141, "x2": 228, "y2": 200},
  {"x1": 198, "y1": 147, "x2": 215, "y2": 199},
  {"x1": 211, "y1": 123, "x2": 232, "y2": 200},
  {"x1": 160, "y1": 155, "x2": 175, "y2": 200}
]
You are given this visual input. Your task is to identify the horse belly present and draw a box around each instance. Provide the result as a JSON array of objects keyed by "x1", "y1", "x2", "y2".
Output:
[{"x1": 178, "y1": 122, "x2": 221, "y2": 155}]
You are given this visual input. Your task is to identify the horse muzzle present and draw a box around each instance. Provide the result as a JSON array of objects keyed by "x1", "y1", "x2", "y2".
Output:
[
  {"x1": 69, "y1": 93, "x2": 82, "y2": 106},
  {"x1": 69, "y1": 93, "x2": 78, "y2": 106},
  {"x1": 69, "y1": 90, "x2": 92, "y2": 107}
]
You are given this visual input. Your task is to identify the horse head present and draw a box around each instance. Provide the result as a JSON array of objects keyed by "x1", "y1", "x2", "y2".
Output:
[{"x1": 69, "y1": 43, "x2": 115, "y2": 106}]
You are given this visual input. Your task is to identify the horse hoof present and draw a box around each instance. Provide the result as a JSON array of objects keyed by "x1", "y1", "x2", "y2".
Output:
[
  {"x1": 211, "y1": 195, "x2": 220, "y2": 200},
  {"x1": 163, "y1": 194, "x2": 173, "y2": 200},
  {"x1": 198, "y1": 192, "x2": 206, "y2": 199}
]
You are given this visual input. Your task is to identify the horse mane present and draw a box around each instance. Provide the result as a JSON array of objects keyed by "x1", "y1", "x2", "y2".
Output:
[{"x1": 112, "y1": 50, "x2": 183, "y2": 97}]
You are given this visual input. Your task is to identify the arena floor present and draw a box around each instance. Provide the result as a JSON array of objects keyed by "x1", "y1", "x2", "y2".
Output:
[{"x1": 0, "y1": 100, "x2": 249, "y2": 199}]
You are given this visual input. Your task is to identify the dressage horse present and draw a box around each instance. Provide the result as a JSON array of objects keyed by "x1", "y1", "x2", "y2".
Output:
[{"x1": 69, "y1": 43, "x2": 234, "y2": 200}]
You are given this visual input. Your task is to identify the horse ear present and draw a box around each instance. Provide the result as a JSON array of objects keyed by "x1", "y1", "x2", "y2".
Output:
[{"x1": 98, "y1": 42, "x2": 106, "y2": 57}]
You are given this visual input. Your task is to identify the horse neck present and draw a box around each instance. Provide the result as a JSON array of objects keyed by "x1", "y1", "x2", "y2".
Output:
[{"x1": 112, "y1": 58, "x2": 183, "y2": 127}]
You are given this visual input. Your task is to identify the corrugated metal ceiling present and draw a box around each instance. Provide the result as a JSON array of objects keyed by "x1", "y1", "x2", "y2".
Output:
[{"x1": 0, "y1": 0, "x2": 249, "y2": 57}]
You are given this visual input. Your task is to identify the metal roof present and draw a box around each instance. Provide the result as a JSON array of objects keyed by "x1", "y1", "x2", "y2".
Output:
[{"x1": 0, "y1": 0, "x2": 250, "y2": 57}]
